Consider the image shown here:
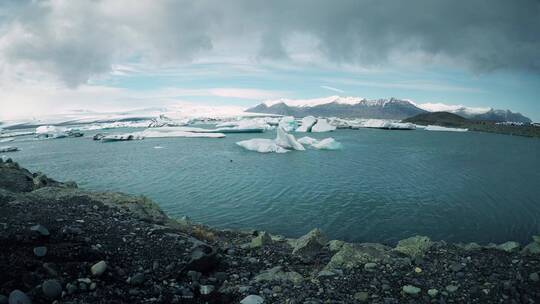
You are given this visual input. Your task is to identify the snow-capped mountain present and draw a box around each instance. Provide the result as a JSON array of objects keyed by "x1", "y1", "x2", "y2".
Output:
[
  {"x1": 247, "y1": 96, "x2": 427, "y2": 120},
  {"x1": 247, "y1": 96, "x2": 532, "y2": 122}
]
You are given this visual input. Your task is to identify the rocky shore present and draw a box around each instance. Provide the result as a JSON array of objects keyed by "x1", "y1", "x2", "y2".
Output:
[{"x1": 1, "y1": 159, "x2": 539, "y2": 303}]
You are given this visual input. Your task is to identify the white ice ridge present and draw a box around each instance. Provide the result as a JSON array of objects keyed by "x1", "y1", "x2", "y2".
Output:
[
  {"x1": 311, "y1": 118, "x2": 336, "y2": 132},
  {"x1": 424, "y1": 125, "x2": 468, "y2": 132},
  {"x1": 297, "y1": 137, "x2": 342, "y2": 150}
]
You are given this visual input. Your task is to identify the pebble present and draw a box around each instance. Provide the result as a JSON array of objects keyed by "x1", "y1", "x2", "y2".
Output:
[
  {"x1": 42, "y1": 279, "x2": 62, "y2": 299},
  {"x1": 414, "y1": 267, "x2": 422, "y2": 273},
  {"x1": 446, "y1": 285, "x2": 459, "y2": 293},
  {"x1": 199, "y1": 285, "x2": 214, "y2": 295},
  {"x1": 128, "y1": 273, "x2": 145, "y2": 285},
  {"x1": 8, "y1": 290, "x2": 31, "y2": 304},
  {"x1": 66, "y1": 283, "x2": 77, "y2": 294},
  {"x1": 402, "y1": 285, "x2": 421, "y2": 295},
  {"x1": 354, "y1": 291, "x2": 369, "y2": 302},
  {"x1": 529, "y1": 272, "x2": 539, "y2": 282},
  {"x1": 91, "y1": 260, "x2": 107, "y2": 276},
  {"x1": 30, "y1": 224, "x2": 50, "y2": 236},
  {"x1": 33, "y1": 246, "x2": 47, "y2": 257},
  {"x1": 240, "y1": 295, "x2": 264, "y2": 304},
  {"x1": 364, "y1": 263, "x2": 377, "y2": 270},
  {"x1": 427, "y1": 288, "x2": 439, "y2": 297}
]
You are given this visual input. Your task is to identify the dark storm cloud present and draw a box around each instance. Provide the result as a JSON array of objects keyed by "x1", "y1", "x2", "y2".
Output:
[{"x1": 1, "y1": 0, "x2": 539, "y2": 86}]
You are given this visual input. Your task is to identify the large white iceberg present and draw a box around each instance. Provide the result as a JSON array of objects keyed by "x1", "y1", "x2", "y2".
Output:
[
  {"x1": 236, "y1": 139, "x2": 289, "y2": 153},
  {"x1": 311, "y1": 119, "x2": 336, "y2": 132},
  {"x1": 298, "y1": 137, "x2": 342, "y2": 150},
  {"x1": 425, "y1": 125, "x2": 468, "y2": 132},
  {"x1": 236, "y1": 127, "x2": 304, "y2": 153},
  {"x1": 296, "y1": 116, "x2": 317, "y2": 132},
  {"x1": 275, "y1": 128, "x2": 305, "y2": 151},
  {"x1": 278, "y1": 116, "x2": 298, "y2": 132},
  {"x1": 351, "y1": 119, "x2": 416, "y2": 130}
]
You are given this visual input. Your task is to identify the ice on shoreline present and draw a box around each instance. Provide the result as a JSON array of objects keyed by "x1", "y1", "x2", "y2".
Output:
[{"x1": 425, "y1": 125, "x2": 468, "y2": 132}]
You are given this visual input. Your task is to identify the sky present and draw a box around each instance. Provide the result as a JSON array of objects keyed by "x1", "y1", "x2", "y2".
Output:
[{"x1": 0, "y1": 0, "x2": 539, "y2": 121}]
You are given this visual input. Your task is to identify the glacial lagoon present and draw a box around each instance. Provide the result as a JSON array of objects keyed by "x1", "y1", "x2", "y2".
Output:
[{"x1": 7, "y1": 128, "x2": 540, "y2": 245}]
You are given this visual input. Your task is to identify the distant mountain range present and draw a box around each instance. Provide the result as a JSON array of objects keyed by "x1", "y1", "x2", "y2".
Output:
[{"x1": 246, "y1": 96, "x2": 532, "y2": 123}]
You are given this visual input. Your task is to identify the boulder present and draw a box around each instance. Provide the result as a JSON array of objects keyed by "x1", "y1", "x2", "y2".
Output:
[
  {"x1": 326, "y1": 243, "x2": 392, "y2": 270},
  {"x1": 292, "y1": 228, "x2": 327, "y2": 257},
  {"x1": 250, "y1": 232, "x2": 272, "y2": 248},
  {"x1": 394, "y1": 235, "x2": 432, "y2": 258},
  {"x1": 522, "y1": 242, "x2": 540, "y2": 255},
  {"x1": 496, "y1": 241, "x2": 520, "y2": 252},
  {"x1": 184, "y1": 244, "x2": 219, "y2": 273}
]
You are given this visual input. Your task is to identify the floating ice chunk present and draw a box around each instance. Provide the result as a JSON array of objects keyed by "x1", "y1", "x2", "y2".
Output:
[
  {"x1": 153, "y1": 146, "x2": 165, "y2": 149},
  {"x1": 311, "y1": 119, "x2": 336, "y2": 132},
  {"x1": 296, "y1": 116, "x2": 317, "y2": 132},
  {"x1": 215, "y1": 118, "x2": 272, "y2": 131},
  {"x1": 0, "y1": 146, "x2": 19, "y2": 153},
  {"x1": 100, "y1": 134, "x2": 144, "y2": 142},
  {"x1": 35, "y1": 126, "x2": 69, "y2": 138},
  {"x1": 275, "y1": 128, "x2": 305, "y2": 151},
  {"x1": 297, "y1": 136, "x2": 319, "y2": 145},
  {"x1": 0, "y1": 137, "x2": 15, "y2": 143},
  {"x1": 425, "y1": 125, "x2": 468, "y2": 132},
  {"x1": 236, "y1": 139, "x2": 289, "y2": 153},
  {"x1": 311, "y1": 138, "x2": 342, "y2": 150},
  {"x1": 278, "y1": 116, "x2": 298, "y2": 132}
]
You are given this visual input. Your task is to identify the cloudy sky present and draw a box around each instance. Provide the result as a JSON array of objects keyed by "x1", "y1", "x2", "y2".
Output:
[{"x1": 1, "y1": 0, "x2": 539, "y2": 121}]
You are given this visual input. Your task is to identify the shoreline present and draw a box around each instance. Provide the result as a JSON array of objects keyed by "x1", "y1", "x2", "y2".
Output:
[{"x1": 1, "y1": 158, "x2": 539, "y2": 303}]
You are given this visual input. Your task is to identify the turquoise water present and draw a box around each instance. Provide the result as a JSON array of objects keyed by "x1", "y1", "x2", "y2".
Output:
[{"x1": 6, "y1": 128, "x2": 540, "y2": 244}]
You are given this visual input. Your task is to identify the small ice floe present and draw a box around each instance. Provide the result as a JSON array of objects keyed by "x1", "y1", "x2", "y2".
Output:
[
  {"x1": 0, "y1": 146, "x2": 19, "y2": 153},
  {"x1": 153, "y1": 146, "x2": 165, "y2": 149},
  {"x1": 425, "y1": 125, "x2": 468, "y2": 132},
  {"x1": 0, "y1": 137, "x2": 15, "y2": 143},
  {"x1": 311, "y1": 118, "x2": 336, "y2": 132},
  {"x1": 296, "y1": 116, "x2": 317, "y2": 132},
  {"x1": 298, "y1": 137, "x2": 342, "y2": 150}
]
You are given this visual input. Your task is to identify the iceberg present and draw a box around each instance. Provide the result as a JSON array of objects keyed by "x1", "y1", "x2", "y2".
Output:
[
  {"x1": 311, "y1": 119, "x2": 336, "y2": 132},
  {"x1": 236, "y1": 139, "x2": 289, "y2": 153},
  {"x1": 297, "y1": 136, "x2": 319, "y2": 145},
  {"x1": 35, "y1": 125, "x2": 84, "y2": 139},
  {"x1": 138, "y1": 127, "x2": 226, "y2": 138},
  {"x1": 351, "y1": 119, "x2": 416, "y2": 130},
  {"x1": 100, "y1": 134, "x2": 144, "y2": 142},
  {"x1": 275, "y1": 128, "x2": 305, "y2": 151},
  {"x1": 312, "y1": 138, "x2": 342, "y2": 150},
  {"x1": 425, "y1": 125, "x2": 468, "y2": 132},
  {"x1": 296, "y1": 116, "x2": 317, "y2": 132},
  {"x1": 297, "y1": 137, "x2": 343, "y2": 150},
  {"x1": 0, "y1": 146, "x2": 19, "y2": 153},
  {"x1": 278, "y1": 116, "x2": 298, "y2": 132}
]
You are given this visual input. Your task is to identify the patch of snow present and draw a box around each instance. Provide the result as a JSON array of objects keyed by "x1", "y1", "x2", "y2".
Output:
[
  {"x1": 311, "y1": 119, "x2": 336, "y2": 132},
  {"x1": 263, "y1": 96, "x2": 364, "y2": 107},
  {"x1": 417, "y1": 103, "x2": 490, "y2": 115},
  {"x1": 424, "y1": 125, "x2": 468, "y2": 132}
]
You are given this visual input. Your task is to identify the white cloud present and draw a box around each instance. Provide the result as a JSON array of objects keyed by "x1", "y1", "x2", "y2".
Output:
[{"x1": 320, "y1": 85, "x2": 345, "y2": 93}]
